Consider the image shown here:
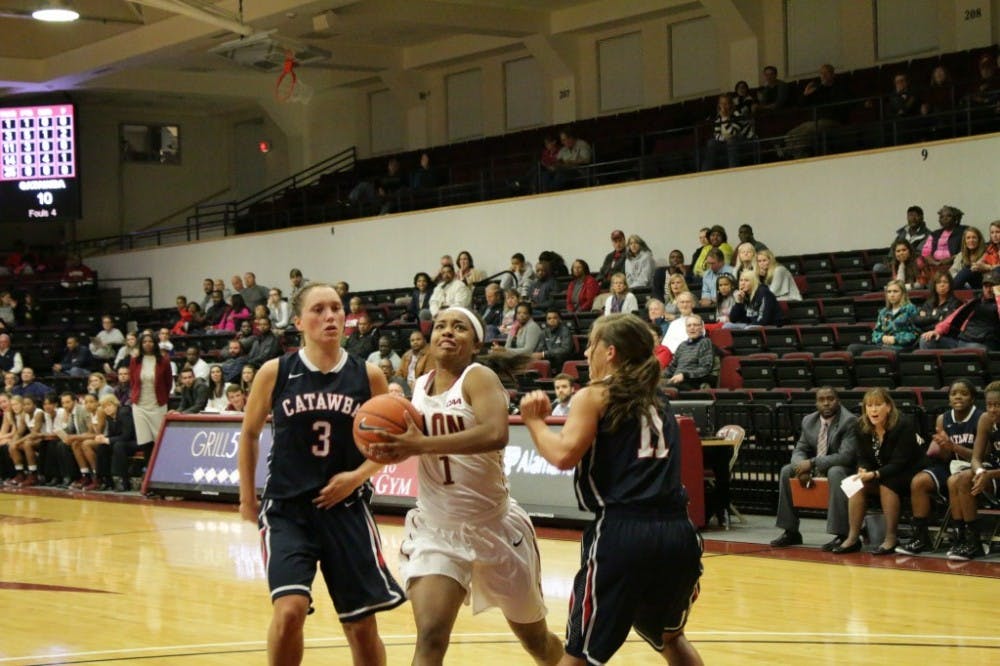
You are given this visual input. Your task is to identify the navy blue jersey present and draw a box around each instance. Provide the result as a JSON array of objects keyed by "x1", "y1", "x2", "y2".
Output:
[
  {"x1": 943, "y1": 407, "x2": 981, "y2": 459},
  {"x1": 575, "y1": 400, "x2": 688, "y2": 513},
  {"x1": 988, "y1": 421, "x2": 1000, "y2": 468},
  {"x1": 263, "y1": 349, "x2": 371, "y2": 500}
]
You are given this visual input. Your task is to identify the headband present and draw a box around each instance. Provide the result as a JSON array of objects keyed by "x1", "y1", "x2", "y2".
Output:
[{"x1": 440, "y1": 306, "x2": 484, "y2": 342}]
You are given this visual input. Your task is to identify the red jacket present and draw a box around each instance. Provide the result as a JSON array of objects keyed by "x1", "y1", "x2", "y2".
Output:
[
  {"x1": 130, "y1": 353, "x2": 173, "y2": 406},
  {"x1": 933, "y1": 292, "x2": 999, "y2": 337},
  {"x1": 565, "y1": 276, "x2": 600, "y2": 312}
]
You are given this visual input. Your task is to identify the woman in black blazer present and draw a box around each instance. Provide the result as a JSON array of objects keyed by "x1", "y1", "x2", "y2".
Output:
[{"x1": 834, "y1": 388, "x2": 925, "y2": 555}]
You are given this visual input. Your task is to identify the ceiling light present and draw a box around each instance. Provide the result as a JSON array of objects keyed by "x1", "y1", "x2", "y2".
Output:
[{"x1": 32, "y1": 2, "x2": 80, "y2": 22}]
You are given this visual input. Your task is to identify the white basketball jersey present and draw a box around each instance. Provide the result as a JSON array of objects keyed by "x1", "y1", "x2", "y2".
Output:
[{"x1": 411, "y1": 363, "x2": 510, "y2": 522}]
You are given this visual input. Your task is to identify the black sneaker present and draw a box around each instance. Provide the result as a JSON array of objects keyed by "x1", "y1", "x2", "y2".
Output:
[
  {"x1": 769, "y1": 530, "x2": 803, "y2": 548},
  {"x1": 947, "y1": 540, "x2": 983, "y2": 561},
  {"x1": 896, "y1": 534, "x2": 930, "y2": 555}
]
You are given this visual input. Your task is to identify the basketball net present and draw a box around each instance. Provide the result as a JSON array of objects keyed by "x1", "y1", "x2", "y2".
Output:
[{"x1": 274, "y1": 52, "x2": 313, "y2": 104}]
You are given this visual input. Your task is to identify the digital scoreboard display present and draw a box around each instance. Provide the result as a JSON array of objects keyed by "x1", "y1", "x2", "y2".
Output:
[{"x1": 0, "y1": 103, "x2": 81, "y2": 222}]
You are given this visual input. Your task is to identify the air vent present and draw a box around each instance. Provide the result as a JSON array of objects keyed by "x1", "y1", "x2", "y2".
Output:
[{"x1": 209, "y1": 30, "x2": 331, "y2": 73}]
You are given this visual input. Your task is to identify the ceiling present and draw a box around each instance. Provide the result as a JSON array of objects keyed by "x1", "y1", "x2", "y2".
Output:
[{"x1": 0, "y1": 0, "x2": 704, "y2": 110}]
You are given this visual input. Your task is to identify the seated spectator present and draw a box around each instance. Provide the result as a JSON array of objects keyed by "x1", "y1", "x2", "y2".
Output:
[
  {"x1": 0, "y1": 292, "x2": 15, "y2": 327},
  {"x1": 197, "y1": 279, "x2": 214, "y2": 312},
  {"x1": 230, "y1": 274, "x2": 245, "y2": 296},
  {"x1": 725, "y1": 270, "x2": 780, "y2": 329},
  {"x1": 52, "y1": 336, "x2": 94, "y2": 378},
  {"x1": 887, "y1": 239, "x2": 927, "y2": 290},
  {"x1": 402, "y1": 272, "x2": 433, "y2": 323},
  {"x1": 966, "y1": 51, "x2": 1000, "y2": 108},
  {"x1": 498, "y1": 289, "x2": 519, "y2": 338},
  {"x1": 525, "y1": 260, "x2": 558, "y2": 314},
  {"x1": 499, "y1": 302, "x2": 543, "y2": 354},
  {"x1": 913, "y1": 271, "x2": 963, "y2": 332},
  {"x1": 344, "y1": 296, "x2": 366, "y2": 338},
  {"x1": 234, "y1": 320, "x2": 255, "y2": 351},
  {"x1": 245, "y1": 317, "x2": 283, "y2": 369},
  {"x1": 348, "y1": 157, "x2": 407, "y2": 214},
  {"x1": 432, "y1": 255, "x2": 454, "y2": 284},
  {"x1": 732, "y1": 80, "x2": 755, "y2": 116},
  {"x1": 951, "y1": 226, "x2": 988, "y2": 289},
  {"x1": 223, "y1": 384, "x2": 246, "y2": 412},
  {"x1": 565, "y1": 259, "x2": 600, "y2": 313},
  {"x1": 215, "y1": 294, "x2": 251, "y2": 334},
  {"x1": 214, "y1": 278, "x2": 233, "y2": 303},
  {"x1": 176, "y1": 302, "x2": 205, "y2": 335},
  {"x1": 877, "y1": 206, "x2": 931, "y2": 273},
  {"x1": 171, "y1": 295, "x2": 192, "y2": 335},
  {"x1": 846, "y1": 280, "x2": 919, "y2": 354},
  {"x1": 755, "y1": 250, "x2": 801, "y2": 301},
  {"x1": 3, "y1": 370, "x2": 17, "y2": 393},
  {"x1": 646, "y1": 298, "x2": 669, "y2": 336},
  {"x1": 288, "y1": 268, "x2": 309, "y2": 304},
  {"x1": 783, "y1": 63, "x2": 850, "y2": 159},
  {"x1": 182, "y1": 346, "x2": 210, "y2": 381},
  {"x1": 203, "y1": 290, "x2": 229, "y2": 329},
  {"x1": 397, "y1": 330, "x2": 429, "y2": 390},
  {"x1": 334, "y1": 281, "x2": 350, "y2": 303},
  {"x1": 540, "y1": 127, "x2": 592, "y2": 191},
  {"x1": 409, "y1": 152, "x2": 438, "y2": 190},
  {"x1": 661, "y1": 292, "x2": 697, "y2": 353},
  {"x1": 114, "y1": 366, "x2": 132, "y2": 406},
  {"x1": 920, "y1": 268, "x2": 1000, "y2": 351},
  {"x1": 455, "y1": 250, "x2": 486, "y2": 287},
  {"x1": 921, "y1": 205, "x2": 967, "y2": 275},
  {"x1": 663, "y1": 273, "x2": 689, "y2": 320},
  {"x1": 343, "y1": 313, "x2": 379, "y2": 359},
  {"x1": 973, "y1": 219, "x2": 1000, "y2": 276},
  {"x1": 538, "y1": 250, "x2": 569, "y2": 278},
  {"x1": 498, "y1": 253, "x2": 535, "y2": 298},
  {"x1": 689, "y1": 227, "x2": 711, "y2": 279},
  {"x1": 59, "y1": 255, "x2": 95, "y2": 290},
  {"x1": 14, "y1": 292, "x2": 42, "y2": 328},
  {"x1": 267, "y1": 288, "x2": 290, "y2": 333},
  {"x1": 428, "y1": 264, "x2": 472, "y2": 316},
  {"x1": 921, "y1": 65, "x2": 955, "y2": 117},
  {"x1": 693, "y1": 225, "x2": 734, "y2": 276},
  {"x1": 732, "y1": 242, "x2": 758, "y2": 274},
  {"x1": 603, "y1": 273, "x2": 639, "y2": 315},
  {"x1": 700, "y1": 93, "x2": 755, "y2": 171},
  {"x1": 598, "y1": 230, "x2": 628, "y2": 288},
  {"x1": 884, "y1": 72, "x2": 920, "y2": 118},
  {"x1": 755, "y1": 65, "x2": 790, "y2": 113},
  {"x1": 87, "y1": 372, "x2": 114, "y2": 399},
  {"x1": 897, "y1": 379, "x2": 980, "y2": 556},
  {"x1": 0, "y1": 333, "x2": 23, "y2": 376},
  {"x1": 833, "y1": 389, "x2": 924, "y2": 555},
  {"x1": 367, "y1": 337, "x2": 402, "y2": 371},
  {"x1": 480, "y1": 283, "x2": 504, "y2": 340},
  {"x1": 551, "y1": 373, "x2": 575, "y2": 417},
  {"x1": 172, "y1": 368, "x2": 208, "y2": 414},
  {"x1": 219, "y1": 339, "x2": 248, "y2": 383},
  {"x1": 667, "y1": 249, "x2": 687, "y2": 276},
  {"x1": 737, "y1": 224, "x2": 768, "y2": 251},
  {"x1": 624, "y1": 235, "x2": 656, "y2": 290},
  {"x1": 698, "y1": 248, "x2": 735, "y2": 307},
  {"x1": 770, "y1": 387, "x2": 858, "y2": 550},
  {"x1": 157, "y1": 327, "x2": 174, "y2": 353},
  {"x1": 532, "y1": 309, "x2": 574, "y2": 373},
  {"x1": 89, "y1": 315, "x2": 125, "y2": 365},
  {"x1": 714, "y1": 274, "x2": 738, "y2": 324},
  {"x1": 664, "y1": 315, "x2": 715, "y2": 390},
  {"x1": 240, "y1": 364, "x2": 257, "y2": 396},
  {"x1": 379, "y1": 358, "x2": 410, "y2": 398}
]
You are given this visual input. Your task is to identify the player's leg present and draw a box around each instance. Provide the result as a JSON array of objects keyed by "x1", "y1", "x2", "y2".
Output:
[
  {"x1": 341, "y1": 614, "x2": 386, "y2": 666},
  {"x1": 506, "y1": 618, "x2": 563, "y2": 665},
  {"x1": 659, "y1": 630, "x2": 704, "y2": 666},
  {"x1": 268, "y1": 594, "x2": 310, "y2": 666},
  {"x1": 409, "y1": 574, "x2": 467, "y2": 665}
]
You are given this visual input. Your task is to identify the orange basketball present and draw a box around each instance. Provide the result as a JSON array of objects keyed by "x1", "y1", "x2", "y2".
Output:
[{"x1": 353, "y1": 393, "x2": 424, "y2": 460}]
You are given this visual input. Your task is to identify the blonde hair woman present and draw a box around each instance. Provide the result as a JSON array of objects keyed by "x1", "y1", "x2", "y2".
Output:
[
  {"x1": 725, "y1": 269, "x2": 780, "y2": 329},
  {"x1": 662, "y1": 273, "x2": 688, "y2": 321},
  {"x1": 756, "y1": 249, "x2": 801, "y2": 301}
]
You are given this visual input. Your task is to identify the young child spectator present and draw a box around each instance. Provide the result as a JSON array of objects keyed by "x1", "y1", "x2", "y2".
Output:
[{"x1": 715, "y1": 274, "x2": 738, "y2": 324}]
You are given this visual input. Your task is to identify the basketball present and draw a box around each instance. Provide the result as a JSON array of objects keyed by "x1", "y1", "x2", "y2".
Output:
[{"x1": 353, "y1": 393, "x2": 424, "y2": 459}]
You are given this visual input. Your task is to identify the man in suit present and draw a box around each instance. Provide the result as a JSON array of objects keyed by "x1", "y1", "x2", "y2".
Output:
[{"x1": 771, "y1": 387, "x2": 859, "y2": 550}]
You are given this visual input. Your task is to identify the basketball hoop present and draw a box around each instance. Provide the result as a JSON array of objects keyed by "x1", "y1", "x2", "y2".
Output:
[{"x1": 289, "y1": 78, "x2": 314, "y2": 104}]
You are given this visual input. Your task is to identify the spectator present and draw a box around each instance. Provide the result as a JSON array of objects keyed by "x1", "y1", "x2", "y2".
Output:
[
  {"x1": 501, "y1": 302, "x2": 543, "y2": 354},
  {"x1": 498, "y1": 253, "x2": 535, "y2": 297},
  {"x1": 898, "y1": 379, "x2": 980, "y2": 556},
  {"x1": 267, "y1": 288, "x2": 290, "y2": 333},
  {"x1": 538, "y1": 250, "x2": 569, "y2": 278},
  {"x1": 525, "y1": 260, "x2": 558, "y2": 314},
  {"x1": 480, "y1": 283, "x2": 504, "y2": 340},
  {"x1": 565, "y1": 259, "x2": 600, "y2": 313},
  {"x1": 403, "y1": 272, "x2": 433, "y2": 323},
  {"x1": 89, "y1": 315, "x2": 125, "y2": 365},
  {"x1": 783, "y1": 63, "x2": 850, "y2": 159},
  {"x1": 214, "y1": 278, "x2": 233, "y2": 303},
  {"x1": 52, "y1": 336, "x2": 94, "y2": 378},
  {"x1": 551, "y1": 373, "x2": 574, "y2": 417},
  {"x1": 431, "y1": 255, "x2": 454, "y2": 284},
  {"x1": 755, "y1": 65, "x2": 790, "y2": 112},
  {"x1": 114, "y1": 366, "x2": 132, "y2": 407},
  {"x1": 348, "y1": 157, "x2": 407, "y2": 214},
  {"x1": 886, "y1": 72, "x2": 920, "y2": 119},
  {"x1": 662, "y1": 273, "x2": 689, "y2": 320},
  {"x1": 213, "y1": 293, "x2": 251, "y2": 334},
  {"x1": 541, "y1": 126, "x2": 592, "y2": 191},
  {"x1": 59, "y1": 255, "x2": 95, "y2": 290},
  {"x1": 732, "y1": 242, "x2": 758, "y2": 274},
  {"x1": 87, "y1": 372, "x2": 114, "y2": 399},
  {"x1": 518, "y1": 134, "x2": 560, "y2": 193},
  {"x1": 664, "y1": 315, "x2": 715, "y2": 390},
  {"x1": 732, "y1": 80, "x2": 755, "y2": 117},
  {"x1": 884, "y1": 205, "x2": 932, "y2": 268},
  {"x1": 182, "y1": 346, "x2": 210, "y2": 381},
  {"x1": 498, "y1": 289, "x2": 519, "y2": 338},
  {"x1": 244, "y1": 317, "x2": 283, "y2": 369},
  {"x1": 714, "y1": 274, "x2": 738, "y2": 324},
  {"x1": 951, "y1": 226, "x2": 988, "y2": 289},
  {"x1": 972, "y1": 220, "x2": 1000, "y2": 278},
  {"x1": 624, "y1": 234, "x2": 656, "y2": 289},
  {"x1": 3, "y1": 370, "x2": 18, "y2": 394},
  {"x1": 667, "y1": 249, "x2": 687, "y2": 276},
  {"x1": 367, "y1": 337, "x2": 401, "y2": 371},
  {"x1": 920, "y1": 267, "x2": 1000, "y2": 351},
  {"x1": 533, "y1": 309, "x2": 574, "y2": 373},
  {"x1": 846, "y1": 280, "x2": 919, "y2": 354},
  {"x1": 239, "y1": 364, "x2": 256, "y2": 395},
  {"x1": 0, "y1": 333, "x2": 23, "y2": 375},
  {"x1": 334, "y1": 281, "x2": 350, "y2": 303},
  {"x1": 203, "y1": 290, "x2": 229, "y2": 329},
  {"x1": 646, "y1": 298, "x2": 669, "y2": 336},
  {"x1": 288, "y1": 268, "x2": 309, "y2": 304},
  {"x1": 220, "y1": 339, "x2": 248, "y2": 383},
  {"x1": 886, "y1": 239, "x2": 928, "y2": 290},
  {"x1": 921, "y1": 65, "x2": 955, "y2": 117},
  {"x1": 770, "y1": 387, "x2": 858, "y2": 550},
  {"x1": 913, "y1": 271, "x2": 963, "y2": 332},
  {"x1": 428, "y1": 264, "x2": 472, "y2": 317},
  {"x1": 700, "y1": 93, "x2": 755, "y2": 171},
  {"x1": 204, "y1": 364, "x2": 229, "y2": 412},
  {"x1": 397, "y1": 330, "x2": 429, "y2": 390},
  {"x1": 737, "y1": 224, "x2": 767, "y2": 251},
  {"x1": 756, "y1": 250, "x2": 802, "y2": 301},
  {"x1": 921, "y1": 205, "x2": 967, "y2": 274},
  {"x1": 198, "y1": 278, "x2": 215, "y2": 312},
  {"x1": 966, "y1": 51, "x2": 1000, "y2": 108},
  {"x1": 0, "y1": 292, "x2": 14, "y2": 327},
  {"x1": 689, "y1": 227, "x2": 712, "y2": 278},
  {"x1": 833, "y1": 388, "x2": 925, "y2": 555},
  {"x1": 661, "y1": 292, "x2": 697, "y2": 353},
  {"x1": 409, "y1": 152, "x2": 437, "y2": 190},
  {"x1": 455, "y1": 250, "x2": 486, "y2": 287},
  {"x1": 343, "y1": 313, "x2": 379, "y2": 359},
  {"x1": 173, "y1": 368, "x2": 208, "y2": 414},
  {"x1": 344, "y1": 296, "x2": 366, "y2": 338},
  {"x1": 726, "y1": 269, "x2": 780, "y2": 329},
  {"x1": 14, "y1": 292, "x2": 42, "y2": 328},
  {"x1": 230, "y1": 274, "x2": 245, "y2": 295},
  {"x1": 603, "y1": 273, "x2": 639, "y2": 315},
  {"x1": 598, "y1": 230, "x2": 628, "y2": 288},
  {"x1": 693, "y1": 225, "x2": 735, "y2": 276},
  {"x1": 698, "y1": 248, "x2": 735, "y2": 307},
  {"x1": 100, "y1": 394, "x2": 139, "y2": 493},
  {"x1": 223, "y1": 384, "x2": 246, "y2": 412},
  {"x1": 234, "y1": 320, "x2": 255, "y2": 350},
  {"x1": 181, "y1": 302, "x2": 206, "y2": 335}
]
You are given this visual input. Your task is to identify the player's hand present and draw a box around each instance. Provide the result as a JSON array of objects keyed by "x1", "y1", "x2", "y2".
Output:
[
  {"x1": 239, "y1": 497, "x2": 259, "y2": 523},
  {"x1": 368, "y1": 413, "x2": 423, "y2": 464},
  {"x1": 971, "y1": 470, "x2": 989, "y2": 496},
  {"x1": 519, "y1": 390, "x2": 552, "y2": 421},
  {"x1": 313, "y1": 471, "x2": 361, "y2": 509}
]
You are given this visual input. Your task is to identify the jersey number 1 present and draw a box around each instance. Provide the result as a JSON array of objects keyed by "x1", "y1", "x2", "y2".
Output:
[
  {"x1": 312, "y1": 421, "x2": 332, "y2": 457},
  {"x1": 636, "y1": 410, "x2": 668, "y2": 459}
]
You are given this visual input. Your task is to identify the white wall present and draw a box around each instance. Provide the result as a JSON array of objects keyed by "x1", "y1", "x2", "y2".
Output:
[{"x1": 89, "y1": 132, "x2": 1000, "y2": 309}]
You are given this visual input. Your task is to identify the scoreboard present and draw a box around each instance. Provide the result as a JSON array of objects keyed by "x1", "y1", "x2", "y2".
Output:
[{"x1": 0, "y1": 103, "x2": 81, "y2": 222}]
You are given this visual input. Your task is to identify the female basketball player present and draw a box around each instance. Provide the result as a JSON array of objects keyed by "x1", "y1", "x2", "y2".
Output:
[
  {"x1": 238, "y1": 283, "x2": 404, "y2": 666},
  {"x1": 369, "y1": 306, "x2": 563, "y2": 666},
  {"x1": 519, "y1": 313, "x2": 704, "y2": 666}
]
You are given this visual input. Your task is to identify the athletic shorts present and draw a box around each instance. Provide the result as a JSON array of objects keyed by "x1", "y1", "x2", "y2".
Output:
[
  {"x1": 399, "y1": 501, "x2": 547, "y2": 624},
  {"x1": 919, "y1": 462, "x2": 954, "y2": 500},
  {"x1": 565, "y1": 508, "x2": 703, "y2": 665},
  {"x1": 258, "y1": 496, "x2": 405, "y2": 622}
]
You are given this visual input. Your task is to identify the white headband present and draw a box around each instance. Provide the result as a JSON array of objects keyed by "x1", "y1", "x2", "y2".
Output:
[{"x1": 439, "y1": 306, "x2": 484, "y2": 342}]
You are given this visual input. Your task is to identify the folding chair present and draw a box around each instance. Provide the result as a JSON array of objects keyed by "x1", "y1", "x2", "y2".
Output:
[{"x1": 703, "y1": 424, "x2": 747, "y2": 528}]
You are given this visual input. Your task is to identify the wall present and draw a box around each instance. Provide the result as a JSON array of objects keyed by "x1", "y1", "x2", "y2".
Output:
[{"x1": 88, "y1": 132, "x2": 1000, "y2": 309}]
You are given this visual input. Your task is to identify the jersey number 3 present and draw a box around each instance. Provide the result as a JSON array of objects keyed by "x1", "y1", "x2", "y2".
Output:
[
  {"x1": 312, "y1": 421, "x2": 332, "y2": 457},
  {"x1": 636, "y1": 410, "x2": 668, "y2": 459}
]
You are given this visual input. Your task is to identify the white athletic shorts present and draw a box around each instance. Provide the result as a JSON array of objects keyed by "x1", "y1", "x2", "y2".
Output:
[{"x1": 399, "y1": 500, "x2": 547, "y2": 624}]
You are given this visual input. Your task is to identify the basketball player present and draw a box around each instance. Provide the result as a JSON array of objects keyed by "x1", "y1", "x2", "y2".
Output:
[
  {"x1": 898, "y1": 379, "x2": 980, "y2": 555},
  {"x1": 368, "y1": 307, "x2": 563, "y2": 665},
  {"x1": 238, "y1": 283, "x2": 405, "y2": 666},
  {"x1": 520, "y1": 313, "x2": 704, "y2": 666}
]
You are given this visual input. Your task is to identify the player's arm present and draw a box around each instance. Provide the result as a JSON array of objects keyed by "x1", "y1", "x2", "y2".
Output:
[
  {"x1": 520, "y1": 386, "x2": 602, "y2": 470},
  {"x1": 971, "y1": 412, "x2": 998, "y2": 495},
  {"x1": 238, "y1": 358, "x2": 278, "y2": 522}
]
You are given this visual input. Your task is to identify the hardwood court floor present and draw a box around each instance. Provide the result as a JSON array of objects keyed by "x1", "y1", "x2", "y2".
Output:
[{"x1": 1, "y1": 490, "x2": 998, "y2": 665}]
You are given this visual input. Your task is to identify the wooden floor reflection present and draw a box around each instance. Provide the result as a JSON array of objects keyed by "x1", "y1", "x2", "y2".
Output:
[{"x1": 1, "y1": 492, "x2": 998, "y2": 665}]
